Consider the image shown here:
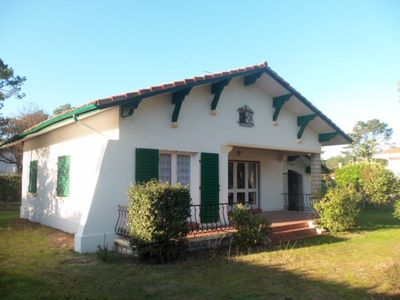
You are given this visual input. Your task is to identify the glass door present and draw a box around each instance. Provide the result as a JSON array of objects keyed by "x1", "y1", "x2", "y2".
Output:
[{"x1": 228, "y1": 161, "x2": 258, "y2": 206}]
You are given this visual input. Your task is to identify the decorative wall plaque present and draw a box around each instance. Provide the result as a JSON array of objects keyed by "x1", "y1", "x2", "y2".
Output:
[{"x1": 237, "y1": 105, "x2": 254, "y2": 127}]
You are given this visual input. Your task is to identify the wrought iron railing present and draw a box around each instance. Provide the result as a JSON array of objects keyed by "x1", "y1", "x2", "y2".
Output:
[
  {"x1": 283, "y1": 193, "x2": 314, "y2": 212},
  {"x1": 114, "y1": 202, "x2": 254, "y2": 238},
  {"x1": 115, "y1": 205, "x2": 129, "y2": 237}
]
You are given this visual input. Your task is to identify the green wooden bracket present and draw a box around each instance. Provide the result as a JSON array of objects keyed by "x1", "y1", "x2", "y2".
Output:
[
  {"x1": 297, "y1": 114, "x2": 316, "y2": 139},
  {"x1": 244, "y1": 71, "x2": 263, "y2": 86},
  {"x1": 319, "y1": 132, "x2": 338, "y2": 142},
  {"x1": 120, "y1": 99, "x2": 142, "y2": 118},
  {"x1": 171, "y1": 88, "x2": 192, "y2": 123},
  {"x1": 211, "y1": 79, "x2": 231, "y2": 111},
  {"x1": 272, "y1": 94, "x2": 292, "y2": 121}
]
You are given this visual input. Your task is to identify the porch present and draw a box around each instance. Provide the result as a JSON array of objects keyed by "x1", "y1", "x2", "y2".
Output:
[{"x1": 114, "y1": 195, "x2": 321, "y2": 250}]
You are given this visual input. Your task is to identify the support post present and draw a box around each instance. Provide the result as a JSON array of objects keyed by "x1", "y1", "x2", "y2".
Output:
[{"x1": 310, "y1": 153, "x2": 321, "y2": 196}]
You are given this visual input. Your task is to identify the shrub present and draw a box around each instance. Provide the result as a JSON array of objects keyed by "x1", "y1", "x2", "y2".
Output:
[
  {"x1": 230, "y1": 204, "x2": 270, "y2": 251},
  {"x1": 335, "y1": 162, "x2": 400, "y2": 206},
  {"x1": 0, "y1": 175, "x2": 21, "y2": 202},
  {"x1": 313, "y1": 187, "x2": 362, "y2": 232},
  {"x1": 394, "y1": 200, "x2": 400, "y2": 220},
  {"x1": 128, "y1": 180, "x2": 191, "y2": 262}
]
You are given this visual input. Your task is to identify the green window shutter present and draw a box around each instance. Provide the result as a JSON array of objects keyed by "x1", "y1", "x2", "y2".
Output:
[
  {"x1": 135, "y1": 148, "x2": 159, "y2": 183},
  {"x1": 200, "y1": 152, "x2": 219, "y2": 223},
  {"x1": 57, "y1": 156, "x2": 70, "y2": 197},
  {"x1": 28, "y1": 160, "x2": 38, "y2": 193}
]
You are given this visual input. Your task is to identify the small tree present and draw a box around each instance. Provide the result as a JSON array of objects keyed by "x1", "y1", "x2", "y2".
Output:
[
  {"x1": 0, "y1": 107, "x2": 48, "y2": 173},
  {"x1": 335, "y1": 162, "x2": 400, "y2": 207},
  {"x1": 314, "y1": 187, "x2": 362, "y2": 232}
]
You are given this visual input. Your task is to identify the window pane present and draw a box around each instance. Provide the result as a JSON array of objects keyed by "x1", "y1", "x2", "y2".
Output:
[
  {"x1": 237, "y1": 192, "x2": 245, "y2": 204},
  {"x1": 248, "y1": 162, "x2": 256, "y2": 189},
  {"x1": 237, "y1": 162, "x2": 245, "y2": 189},
  {"x1": 159, "y1": 154, "x2": 171, "y2": 183},
  {"x1": 228, "y1": 162, "x2": 233, "y2": 189},
  {"x1": 249, "y1": 192, "x2": 256, "y2": 205},
  {"x1": 228, "y1": 193, "x2": 233, "y2": 206},
  {"x1": 177, "y1": 155, "x2": 190, "y2": 186}
]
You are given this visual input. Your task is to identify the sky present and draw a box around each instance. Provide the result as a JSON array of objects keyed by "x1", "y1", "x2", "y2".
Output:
[{"x1": 1, "y1": 0, "x2": 399, "y2": 158}]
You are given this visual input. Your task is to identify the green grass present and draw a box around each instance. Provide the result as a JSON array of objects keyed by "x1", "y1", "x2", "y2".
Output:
[{"x1": 1, "y1": 206, "x2": 400, "y2": 299}]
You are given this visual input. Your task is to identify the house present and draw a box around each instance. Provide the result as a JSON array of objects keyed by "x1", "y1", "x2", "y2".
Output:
[
  {"x1": 374, "y1": 147, "x2": 400, "y2": 177},
  {"x1": 0, "y1": 62, "x2": 351, "y2": 253}
]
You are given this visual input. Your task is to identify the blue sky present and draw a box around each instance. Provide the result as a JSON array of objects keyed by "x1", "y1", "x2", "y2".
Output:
[{"x1": 1, "y1": 0, "x2": 399, "y2": 156}]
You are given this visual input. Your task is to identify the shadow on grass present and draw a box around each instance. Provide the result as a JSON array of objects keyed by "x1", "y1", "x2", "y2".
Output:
[{"x1": 357, "y1": 209, "x2": 400, "y2": 232}]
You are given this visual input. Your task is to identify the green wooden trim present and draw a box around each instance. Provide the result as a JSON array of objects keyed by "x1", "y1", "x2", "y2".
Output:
[
  {"x1": 120, "y1": 99, "x2": 142, "y2": 118},
  {"x1": 272, "y1": 94, "x2": 292, "y2": 121},
  {"x1": 297, "y1": 114, "x2": 316, "y2": 139},
  {"x1": 210, "y1": 79, "x2": 231, "y2": 111},
  {"x1": 0, "y1": 103, "x2": 99, "y2": 147},
  {"x1": 135, "y1": 148, "x2": 159, "y2": 183},
  {"x1": 57, "y1": 156, "x2": 70, "y2": 197},
  {"x1": 265, "y1": 67, "x2": 352, "y2": 143},
  {"x1": 244, "y1": 71, "x2": 263, "y2": 86},
  {"x1": 200, "y1": 152, "x2": 219, "y2": 223},
  {"x1": 171, "y1": 88, "x2": 192, "y2": 123},
  {"x1": 319, "y1": 132, "x2": 338, "y2": 142},
  {"x1": 28, "y1": 160, "x2": 38, "y2": 193}
]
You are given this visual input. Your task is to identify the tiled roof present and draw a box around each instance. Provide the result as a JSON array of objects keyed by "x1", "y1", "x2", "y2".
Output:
[{"x1": 92, "y1": 62, "x2": 268, "y2": 107}]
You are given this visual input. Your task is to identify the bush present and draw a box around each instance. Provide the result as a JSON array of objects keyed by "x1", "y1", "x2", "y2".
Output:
[
  {"x1": 128, "y1": 180, "x2": 191, "y2": 262},
  {"x1": 230, "y1": 204, "x2": 270, "y2": 251},
  {"x1": 394, "y1": 200, "x2": 400, "y2": 220},
  {"x1": 313, "y1": 187, "x2": 362, "y2": 232},
  {"x1": 0, "y1": 175, "x2": 21, "y2": 202},
  {"x1": 335, "y1": 162, "x2": 400, "y2": 206}
]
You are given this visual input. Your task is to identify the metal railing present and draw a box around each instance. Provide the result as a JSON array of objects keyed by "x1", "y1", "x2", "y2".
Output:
[
  {"x1": 283, "y1": 193, "x2": 314, "y2": 212},
  {"x1": 114, "y1": 202, "x2": 255, "y2": 238},
  {"x1": 115, "y1": 205, "x2": 129, "y2": 237}
]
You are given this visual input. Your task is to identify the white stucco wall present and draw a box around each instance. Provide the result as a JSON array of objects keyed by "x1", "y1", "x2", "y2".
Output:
[
  {"x1": 21, "y1": 76, "x2": 322, "y2": 253},
  {"x1": 21, "y1": 108, "x2": 119, "y2": 251}
]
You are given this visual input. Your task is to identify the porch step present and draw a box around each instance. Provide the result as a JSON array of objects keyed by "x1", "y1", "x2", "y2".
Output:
[
  {"x1": 271, "y1": 227, "x2": 318, "y2": 241},
  {"x1": 270, "y1": 220, "x2": 310, "y2": 232}
]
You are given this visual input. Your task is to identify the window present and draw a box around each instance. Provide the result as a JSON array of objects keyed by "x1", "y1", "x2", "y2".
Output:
[
  {"x1": 158, "y1": 153, "x2": 191, "y2": 186},
  {"x1": 237, "y1": 105, "x2": 254, "y2": 127},
  {"x1": 28, "y1": 160, "x2": 38, "y2": 193},
  {"x1": 57, "y1": 155, "x2": 70, "y2": 197},
  {"x1": 159, "y1": 153, "x2": 171, "y2": 183}
]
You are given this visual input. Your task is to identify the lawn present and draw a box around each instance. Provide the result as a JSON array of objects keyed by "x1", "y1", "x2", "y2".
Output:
[{"x1": 1, "y1": 205, "x2": 400, "y2": 299}]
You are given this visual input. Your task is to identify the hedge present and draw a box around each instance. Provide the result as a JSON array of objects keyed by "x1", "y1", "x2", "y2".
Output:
[
  {"x1": 128, "y1": 180, "x2": 191, "y2": 262},
  {"x1": 0, "y1": 175, "x2": 22, "y2": 202}
]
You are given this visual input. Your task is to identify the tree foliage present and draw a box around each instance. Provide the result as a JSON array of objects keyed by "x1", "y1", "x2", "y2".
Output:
[
  {"x1": 335, "y1": 162, "x2": 400, "y2": 206},
  {"x1": 53, "y1": 103, "x2": 73, "y2": 115},
  {"x1": 0, "y1": 108, "x2": 48, "y2": 173},
  {"x1": 314, "y1": 186, "x2": 361, "y2": 232},
  {"x1": 0, "y1": 58, "x2": 26, "y2": 105},
  {"x1": 345, "y1": 119, "x2": 393, "y2": 161}
]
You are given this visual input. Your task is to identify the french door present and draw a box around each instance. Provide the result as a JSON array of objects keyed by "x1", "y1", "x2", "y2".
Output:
[{"x1": 228, "y1": 161, "x2": 258, "y2": 206}]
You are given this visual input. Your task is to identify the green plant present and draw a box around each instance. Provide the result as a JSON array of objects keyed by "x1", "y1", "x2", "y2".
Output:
[
  {"x1": 230, "y1": 204, "x2": 270, "y2": 251},
  {"x1": 314, "y1": 187, "x2": 362, "y2": 232},
  {"x1": 128, "y1": 180, "x2": 191, "y2": 262},
  {"x1": 0, "y1": 175, "x2": 21, "y2": 202},
  {"x1": 335, "y1": 162, "x2": 400, "y2": 206},
  {"x1": 393, "y1": 200, "x2": 400, "y2": 220},
  {"x1": 314, "y1": 187, "x2": 361, "y2": 232}
]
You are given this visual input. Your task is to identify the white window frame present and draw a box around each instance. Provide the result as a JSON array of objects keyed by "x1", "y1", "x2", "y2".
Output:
[{"x1": 159, "y1": 152, "x2": 191, "y2": 186}]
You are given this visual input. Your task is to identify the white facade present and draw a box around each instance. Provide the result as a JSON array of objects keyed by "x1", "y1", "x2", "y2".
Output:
[
  {"x1": 374, "y1": 148, "x2": 400, "y2": 177},
  {"x1": 18, "y1": 70, "x2": 346, "y2": 253}
]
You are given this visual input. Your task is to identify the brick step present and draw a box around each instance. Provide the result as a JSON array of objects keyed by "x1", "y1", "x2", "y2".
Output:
[
  {"x1": 270, "y1": 221, "x2": 310, "y2": 233},
  {"x1": 271, "y1": 227, "x2": 318, "y2": 241}
]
